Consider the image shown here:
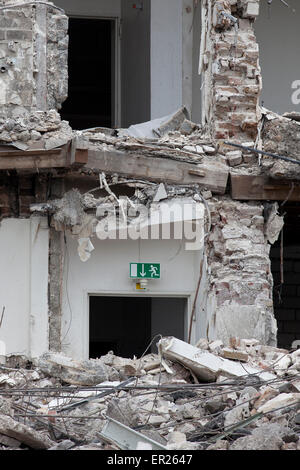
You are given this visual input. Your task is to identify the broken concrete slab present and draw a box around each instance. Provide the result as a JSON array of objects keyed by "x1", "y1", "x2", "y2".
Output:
[
  {"x1": 158, "y1": 337, "x2": 275, "y2": 382},
  {"x1": 0, "y1": 414, "x2": 54, "y2": 449},
  {"x1": 36, "y1": 352, "x2": 113, "y2": 386},
  {"x1": 257, "y1": 393, "x2": 300, "y2": 414}
]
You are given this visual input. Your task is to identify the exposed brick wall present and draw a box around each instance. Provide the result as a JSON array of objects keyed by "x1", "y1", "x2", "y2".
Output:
[
  {"x1": 271, "y1": 245, "x2": 300, "y2": 349},
  {"x1": 205, "y1": 197, "x2": 277, "y2": 346},
  {"x1": 0, "y1": 172, "x2": 49, "y2": 220},
  {"x1": 201, "y1": 0, "x2": 261, "y2": 141}
]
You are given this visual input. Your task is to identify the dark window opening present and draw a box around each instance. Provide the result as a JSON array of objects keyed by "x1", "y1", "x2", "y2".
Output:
[
  {"x1": 89, "y1": 296, "x2": 186, "y2": 359},
  {"x1": 270, "y1": 202, "x2": 300, "y2": 349},
  {"x1": 60, "y1": 17, "x2": 113, "y2": 130}
]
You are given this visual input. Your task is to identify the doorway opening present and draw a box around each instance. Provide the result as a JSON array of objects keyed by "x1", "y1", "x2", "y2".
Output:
[
  {"x1": 89, "y1": 296, "x2": 187, "y2": 359},
  {"x1": 270, "y1": 202, "x2": 300, "y2": 349},
  {"x1": 60, "y1": 17, "x2": 115, "y2": 130}
]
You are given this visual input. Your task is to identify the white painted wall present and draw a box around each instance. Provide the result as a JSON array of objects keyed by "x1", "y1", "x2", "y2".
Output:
[
  {"x1": 255, "y1": 0, "x2": 300, "y2": 115},
  {"x1": 53, "y1": 0, "x2": 121, "y2": 18},
  {"x1": 121, "y1": 0, "x2": 151, "y2": 127},
  {"x1": 61, "y1": 236, "x2": 203, "y2": 360},
  {"x1": 0, "y1": 217, "x2": 49, "y2": 358},
  {"x1": 182, "y1": 0, "x2": 194, "y2": 118},
  {"x1": 192, "y1": 2, "x2": 202, "y2": 123},
  {"x1": 150, "y1": 0, "x2": 182, "y2": 119},
  {"x1": 29, "y1": 218, "x2": 50, "y2": 358}
]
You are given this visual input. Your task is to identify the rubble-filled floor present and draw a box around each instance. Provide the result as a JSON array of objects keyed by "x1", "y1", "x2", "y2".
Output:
[{"x1": 0, "y1": 336, "x2": 299, "y2": 451}]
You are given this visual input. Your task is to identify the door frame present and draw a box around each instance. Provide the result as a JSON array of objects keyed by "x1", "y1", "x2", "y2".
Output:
[
  {"x1": 85, "y1": 292, "x2": 191, "y2": 359},
  {"x1": 67, "y1": 15, "x2": 121, "y2": 128}
]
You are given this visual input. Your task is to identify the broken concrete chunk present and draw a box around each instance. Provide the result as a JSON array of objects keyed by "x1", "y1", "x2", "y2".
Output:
[
  {"x1": 220, "y1": 348, "x2": 249, "y2": 363},
  {"x1": 36, "y1": 352, "x2": 112, "y2": 386},
  {"x1": 0, "y1": 374, "x2": 16, "y2": 387},
  {"x1": 0, "y1": 414, "x2": 54, "y2": 449},
  {"x1": 203, "y1": 145, "x2": 216, "y2": 155},
  {"x1": 49, "y1": 440, "x2": 76, "y2": 450},
  {"x1": 77, "y1": 237, "x2": 95, "y2": 262},
  {"x1": 183, "y1": 144, "x2": 204, "y2": 154},
  {"x1": 264, "y1": 202, "x2": 284, "y2": 245},
  {"x1": 230, "y1": 423, "x2": 284, "y2": 451},
  {"x1": 207, "y1": 440, "x2": 229, "y2": 451},
  {"x1": 257, "y1": 393, "x2": 300, "y2": 414},
  {"x1": 243, "y1": 153, "x2": 257, "y2": 164},
  {"x1": 224, "y1": 402, "x2": 250, "y2": 429},
  {"x1": 0, "y1": 397, "x2": 13, "y2": 416},
  {"x1": 274, "y1": 355, "x2": 292, "y2": 371},
  {"x1": 179, "y1": 119, "x2": 197, "y2": 135},
  {"x1": 154, "y1": 106, "x2": 190, "y2": 137},
  {"x1": 158, "y1": 337, "x2": 275, "y2": 382},
  {"x1": 238, "y1": 0, "x2": 260, "y2": 19},
  {"x1": 167, "y1": 431, "x2": 187, "y2": 445},
  {"x1": 226, "y1": 150, "x2": 243, "y2": 167},
  {"x1": 208, "y1": 340, "x2": 224, "y2": 353},
  {"x1": 205, "y1": 399, "x2": 226, "y2": 415},
  {"x1": 53, "y1": 189, "x2": 85, "y2": 228},
  {"x1": 153, "y1": 183, "x2": 168, "y2": 202},
  {"x1": 195, "y1": 338, "x2": 209, "y2": 350},
  {"x1": 200, "y1": 190, "x2": 212, "y2": 200}
]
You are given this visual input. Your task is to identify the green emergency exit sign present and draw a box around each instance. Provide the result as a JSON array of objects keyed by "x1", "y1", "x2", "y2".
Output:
[{"x1": 130, "y1": 263, "x2": 161, "y2": 279}]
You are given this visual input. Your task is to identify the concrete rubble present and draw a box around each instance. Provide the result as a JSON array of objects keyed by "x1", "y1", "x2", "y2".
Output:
[{"x1": 0, "y1": 336, "x2": 299, "y2": 451}]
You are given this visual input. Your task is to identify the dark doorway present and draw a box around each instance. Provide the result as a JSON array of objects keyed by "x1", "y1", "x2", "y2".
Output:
[
  {"x1": 89, "y1": 296, "x2": 186, "y2": 359},
  {"x1": 270, "y1": 202, "x2": 300, "y2": 349},
  {"x1": 60, "y1": 17, "x2": 113, "y2": 130}
]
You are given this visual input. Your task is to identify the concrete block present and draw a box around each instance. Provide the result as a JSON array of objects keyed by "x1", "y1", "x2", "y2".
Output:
[
  {"x1": 220, "y1": 348, "x2": 249, "y2": 362},
  {"x1": 0, "y1": 414, "x2": 54, "y2": 449},
  {"x1": 257, "y1": 393, "x2": 300, "y2": 414},
  {"x1": 226, "y1": 150, "x2": 243, "y2": 166}
]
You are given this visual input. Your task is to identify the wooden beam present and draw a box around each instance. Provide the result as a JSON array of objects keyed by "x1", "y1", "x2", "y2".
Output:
[
  {"x1": 231, "y1": 174, "x2": 300, "y2": 201},
  {"x1": 0, "y1": 145, "x2": 69, "y2": 170},
  {"x1": 68, "y1": 137, "x2": 89, "y2": 166},
  {"x1": 86, "y1": 148, "x2": 229, "y2": 194}
]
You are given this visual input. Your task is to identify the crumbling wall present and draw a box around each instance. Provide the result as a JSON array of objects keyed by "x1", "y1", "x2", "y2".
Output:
[
  {"x1": 200, "y1": 0, "x2": 261, "y2": 141},
  {"x1": 48, "y1": 178, "x2": 65, "y2": 353},
  {"x1": 205, "y1": 197, "x2": 277, "y2": 346},
  {"x1": 0, "y1": 0, "x2": 68, "y2": 119}
]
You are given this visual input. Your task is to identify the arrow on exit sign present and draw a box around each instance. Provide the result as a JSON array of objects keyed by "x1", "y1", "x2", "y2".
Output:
[{"x1": 130, "y1": 263, "x2": 161, "y2": 279}]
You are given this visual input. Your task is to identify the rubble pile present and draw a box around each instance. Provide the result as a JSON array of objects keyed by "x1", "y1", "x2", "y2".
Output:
[
  {"x1": 0, "y1": 110, "x2": 73, "y2": 151},
  {"x1": 0, "y1": 336, "x2": 299, "y2": 451}
]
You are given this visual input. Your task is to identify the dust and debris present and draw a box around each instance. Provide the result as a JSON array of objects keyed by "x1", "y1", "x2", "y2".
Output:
[{"x1": 0, "y1": 336, "x2": 299, "y2": 450}]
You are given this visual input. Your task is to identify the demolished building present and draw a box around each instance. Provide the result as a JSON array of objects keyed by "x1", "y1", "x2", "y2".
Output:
[
  {"x1": 0, "y1": 0, "x2": 300, "y2": 453},
  {"x1": 0, "y1": 0, "x2": 299, "y2": 374}
]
